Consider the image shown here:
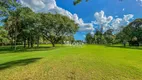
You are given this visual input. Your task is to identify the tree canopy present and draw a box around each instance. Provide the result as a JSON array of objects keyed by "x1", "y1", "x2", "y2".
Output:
[
  {"x1": 0, "y1": 26, "x2": 9, "y2": 46},
  {"x1": 2, "y1": 5, "x2": 79, "y2": 49},
  {"x1": 41, "y1": 13, "x2": 79, "y2": 47},
  {"x1": 0, "y1": 0, "x2": 20, "y2": 16},
  {"x1": 116, "y1": 19, "x2": 142, "y2": 43}
]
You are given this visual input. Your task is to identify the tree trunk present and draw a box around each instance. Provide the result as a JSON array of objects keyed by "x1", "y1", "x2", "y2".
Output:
[
  {"x1": 28, "y1": 38, "x2": 30, "y2": 48},
  {"x1": 14, "y1": 38, "x2": 17, "y2": 51},
  {"x1": 31, "y1": 37, "x2": 34, "y2": 48},
  {"x1": 0, "y1": 39, "x2": 2, "y2": 46},
  {"x1": 11, "y1": 39, "x2": 13, "y2": 49},
  {"x1": 37, "y1": 36, "x2": 39, "y2": 48},
  {"x1": 14, "y1": 31, "x2": 17, "y2": 50},
  {"x1": 24, "y1": 39, "x2": 26, "y2": 48},
  {"x1": 31, "y1": 41, "x2": 33, "y2": 48},
  {"x1": 61, "y1": 40, "x2": 64, "y2": 46},
  {"x1": 51, "y1": 42, "x2": 55, "y2": 47}
]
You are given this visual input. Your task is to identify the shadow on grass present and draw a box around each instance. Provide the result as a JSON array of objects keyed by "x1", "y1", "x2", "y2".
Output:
[
  {"x1": 0, "y1": 46, "x2": 62, "y2": 54},
  {"x1": 106, "y1": 45, "x2": 142, "y2": 50},
  {"x1": 0, "y1": 58, "x2": 42, "y2": 70}
]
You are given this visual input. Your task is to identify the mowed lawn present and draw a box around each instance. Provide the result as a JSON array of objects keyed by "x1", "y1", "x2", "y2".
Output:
[{"x1": 0, "y1": 45, "x2": 142, "y2": 80}]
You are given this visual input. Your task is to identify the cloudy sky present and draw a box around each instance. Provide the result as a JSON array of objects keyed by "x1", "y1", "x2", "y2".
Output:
[{"x1": 18, "y1": 0, "x2": 142, "y2": 40}]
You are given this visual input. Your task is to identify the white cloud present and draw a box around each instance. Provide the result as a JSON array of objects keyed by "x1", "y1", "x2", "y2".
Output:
[
  {"x1": 136, "y1": 0, "x2": 142, "y2": 3},
  {"x1": 123, "y1": 14, "x2": 134, "y2": 23},
  {"x1": 122, "y1": 8, "x2": 125, "y2": 11},
  {"x1": 136, "y1": 0, "x2": 142, "y2": 6},
  {"x1": 94, "y1": 11, "x2": 113, "y2": 25},
  {"x1": 93, "y1": 10, "x2": 113, "y2": 32},
  {"x1": 20, "y1": 0, "x2": 94, "y2": 32},
  {"x1": 19, "y1": 0, "x2": 134, "y2": 35},
  {"x1": 93, "y1": 11, "x2": 134, "y2": 32},
  {"x1": 111, "y1": 14, "x2": 134, "y2": 31},
  {"x1": 111, "y1": 18, "x2": 123, "y2": 30},
  {"x1": 20, "y1": 0, "x2": 46, "y2": 12}
]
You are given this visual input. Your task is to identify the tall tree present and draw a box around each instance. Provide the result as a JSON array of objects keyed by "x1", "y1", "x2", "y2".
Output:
[
  {"x1": 116, "y1": 18, "x2": 142, "y2": 44},
  {"x1": 4, "y1": 9, "x2": 22, "y2": 50},
  {"x1": 41, "y1": 13, "x2": 78, "y2": 47},
  {"x1": 18, "y1": 7, "x2": 37, "y2": 48}
]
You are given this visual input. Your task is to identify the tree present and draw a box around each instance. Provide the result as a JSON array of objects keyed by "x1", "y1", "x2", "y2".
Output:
[
  {"x1": 0, "y1": 0, "x2": 20, "y2": 50},
  {"x1": 85, "y1": 33, "x2": 93, "y2": 44},
  {"x1": 0, "y1": 26, "x2": 9, "y2": 46},
  {"x1": 19, "y1": 7, "x2": 39, "y2": 48},
  {"x1": 116, "y1": 18, "x2": 142, "y2": 45},
  {"x1": 3, "y1": 7, "x2": 37, "y2": 49},
  {"x1": 127, "y1": 19, "x2": 142, "y2": 43},
  {"x1": 41, "y1": 13, "x2": 78, "y2": 47},
  {"x1": 94, "y1": 30, "x2": 104, "y2": 44},
  {"x1": 60, "y1": 35, "x2": 75, "y2": 44},
  {"x1": 85, "y1": 29, "x2": 116, "y2": 44},
  {"x1": 117, "y1": 19, "x2": 142, "y2": 43},
  {"x1": 104, "y1": 29, "x2": 115, "y2": 44},
  {"x1": 4, "y1": 8, "x2": 22, "y2": 50}
]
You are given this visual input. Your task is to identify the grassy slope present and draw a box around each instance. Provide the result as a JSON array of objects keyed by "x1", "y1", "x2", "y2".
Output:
[{"x1": 0, "y1": 45, "x2": 142, "y2": 80}]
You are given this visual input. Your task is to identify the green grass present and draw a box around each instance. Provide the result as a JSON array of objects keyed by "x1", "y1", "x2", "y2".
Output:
[{"x1": 0, "y1": 45, "x2": 142, "y2": 80}]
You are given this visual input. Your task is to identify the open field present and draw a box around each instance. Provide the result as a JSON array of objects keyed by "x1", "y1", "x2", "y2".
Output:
[{"x1": 0, "y1": 45, "x2": 142, "y2": 80}]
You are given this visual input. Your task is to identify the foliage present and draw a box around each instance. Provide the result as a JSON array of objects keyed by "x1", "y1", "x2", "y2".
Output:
[
  {"x1": 85, "y1": 29, "x2": 115, "y2": 44},
  {"x1": 4, "y1": 7, "x2": 35, "y2": 49},
  {"x1": 116, "y1": 18, "x2": 142, "y2": 43},
  {"x1": 41, "y1": 13, "x2": 78, "y2": 47},
  {"x1": 2, "y1": 6, "x2": 78, "y2": 48},
  {"x1": 0, "y1": 0, "x2": 20, "y2": 16},
  {"x1": 0, "y1": 26, "x2": 9, "y2": 45},
  {"x1": 85, "y1": 33, "x2": 93, "y2": 44},
  {"x1": 73, "y1": 0, "x2": 122, "y2": 5}
]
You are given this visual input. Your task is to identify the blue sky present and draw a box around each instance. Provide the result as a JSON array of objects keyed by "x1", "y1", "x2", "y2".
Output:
[
  {"x1": 56, "y1": 0, "x2": 142, "y2": 21},
  {"x1": 56, "y1": 0, "x2": 142, "y2": 40},
  {"x1": 1, "y1": 0, "x2": 142, "y2": 40}
]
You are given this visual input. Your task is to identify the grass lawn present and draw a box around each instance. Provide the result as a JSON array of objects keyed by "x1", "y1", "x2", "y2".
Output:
[{"x1": 0, "y1": 45, "x2": 142, "y2": 80}]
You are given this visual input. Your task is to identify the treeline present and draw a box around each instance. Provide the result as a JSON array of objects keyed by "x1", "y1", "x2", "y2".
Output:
[
  {"x1": 86, "y1": 18, "x2": 142, "y2": 45},
  {"x1": 0, "y1": 3, "x2": 78, "y2": 50},
  {"x1": 116, "y1": 19, "x2": 142, "y2": 43},
  {"x1": 85, "y1": 29, "x2": 116, "y2": 44}
]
